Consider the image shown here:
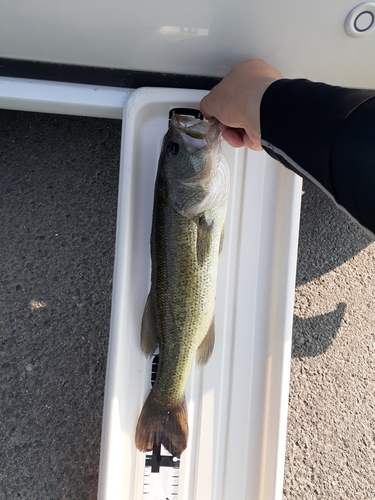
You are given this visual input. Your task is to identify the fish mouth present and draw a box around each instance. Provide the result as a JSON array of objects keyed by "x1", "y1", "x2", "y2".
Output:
[
  {"x1": 165, "y1": 113, "x2": 229, "y2": 219},
  {"x1": 170, "y1": 114, "x2": 221, "y2": 152}
]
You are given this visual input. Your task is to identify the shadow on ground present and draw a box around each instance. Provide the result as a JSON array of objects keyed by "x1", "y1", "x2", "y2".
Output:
[
  {"x1": 292, "y1": 302, "x2": 346, "y2": 358},
  {"x1": 296, "y1": 180, "x2": 373, "y2": 288},
  {"x1": 292, "y1": 179, "x2": 373, "y2": 359}
]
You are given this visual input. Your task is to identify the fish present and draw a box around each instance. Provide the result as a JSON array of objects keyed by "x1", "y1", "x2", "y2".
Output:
[{"x1": 135, "y1": 113, "x2": 230, "y2": 456}]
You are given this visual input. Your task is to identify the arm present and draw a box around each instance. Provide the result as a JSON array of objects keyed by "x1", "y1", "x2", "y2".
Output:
[
  {"x1": 260, "y1": 79, "x2": 375, "y2": 235},
  {"x1": 200, "y1": 60, "x2": 375, "y2": 235}
]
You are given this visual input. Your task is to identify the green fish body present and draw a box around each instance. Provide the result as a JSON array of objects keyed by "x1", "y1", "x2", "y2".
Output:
[{"x1": 135, "y1": 114, "x2": 230, "y2": 456}]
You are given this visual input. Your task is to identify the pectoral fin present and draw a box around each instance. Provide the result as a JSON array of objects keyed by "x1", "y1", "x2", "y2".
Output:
[
  {"x1": 140, "y1": 292, "x2": 159, "y2": 357},
  {"x1": 196, "y1": 317, "x2": 215, "y2": 367},
  {"x1": 196, "y1": 215, "x2": 214, "y2": 265}
]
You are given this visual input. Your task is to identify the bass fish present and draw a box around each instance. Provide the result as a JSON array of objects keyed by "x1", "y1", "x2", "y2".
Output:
[{"x1": 135, "y1": 113, "x2": 230, "y2": 456}]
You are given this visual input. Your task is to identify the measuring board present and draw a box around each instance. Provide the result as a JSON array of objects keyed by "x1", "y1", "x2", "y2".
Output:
[
  {"x1": 98, "y1": 88, "x2": 302, "y2": 500},
  {"x1": 142, "y1": 355, "x2": 181, "y2": 500}
]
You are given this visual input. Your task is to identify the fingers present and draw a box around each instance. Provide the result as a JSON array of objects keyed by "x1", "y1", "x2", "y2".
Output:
[
  {"x1": 200, "y1": 58, "x2": 282, "y2": 152},
  {"x1": 200, "y1": 88, "x2": 224, "y2": 121},
  {"x1": 221, "y1": 127, "x2": 246, "y2": 148},
  {"x1": 220, "y1": 126, "x2": 263, "y2": 151}
]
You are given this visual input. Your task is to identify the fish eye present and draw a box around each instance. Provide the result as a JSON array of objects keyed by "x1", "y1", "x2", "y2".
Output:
[{"x1": 165, "y1": 141, "x2": 180, "y2": 156}]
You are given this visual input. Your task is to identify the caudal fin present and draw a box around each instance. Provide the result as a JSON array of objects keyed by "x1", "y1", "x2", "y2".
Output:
[{"x1": 135, "y1": 392, "x2": 188, "y2": 456}]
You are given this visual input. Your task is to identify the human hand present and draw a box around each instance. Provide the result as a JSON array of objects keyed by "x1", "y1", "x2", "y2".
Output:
[{"x1": 200, "y1": 59, "x2": 283, "y2": 150}]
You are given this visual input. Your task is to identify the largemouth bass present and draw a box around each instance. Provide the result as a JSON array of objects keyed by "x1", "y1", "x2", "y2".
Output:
[{"x1": 135, "y1": 113, "x2": 230, "y2": 456}]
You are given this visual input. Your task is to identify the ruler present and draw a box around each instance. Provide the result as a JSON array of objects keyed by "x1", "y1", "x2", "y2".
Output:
[
  {"x1": 143, "y1": 444, "x2": 180, "y2": 499},
  {"x1": 142, "y1": 355, "x2": 181, "y2": 500}
]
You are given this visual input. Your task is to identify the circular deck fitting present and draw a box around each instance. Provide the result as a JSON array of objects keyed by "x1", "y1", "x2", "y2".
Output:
[{"x1": 345, "y1": 2, "x2": 375, "y2": 37}]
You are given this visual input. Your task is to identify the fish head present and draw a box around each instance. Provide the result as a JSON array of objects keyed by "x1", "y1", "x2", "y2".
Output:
[{"x1": 158, "y1": 114, "x2": 230, "y2": 219}]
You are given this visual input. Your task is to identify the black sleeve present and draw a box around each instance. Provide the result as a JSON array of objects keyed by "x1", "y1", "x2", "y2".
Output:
[{"x1": 260, "y1": 78, "x2": 375, "y2": 236}]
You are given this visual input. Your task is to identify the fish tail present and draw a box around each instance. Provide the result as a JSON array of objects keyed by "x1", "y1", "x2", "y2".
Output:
[{"x1": 135, "y1": 392, "x2": 188, "y2": 456}]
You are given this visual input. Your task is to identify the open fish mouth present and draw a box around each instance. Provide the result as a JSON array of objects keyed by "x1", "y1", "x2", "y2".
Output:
[
  {"x1": 163, "y1": 113, "x2": 229, "y2": 219},
  {"x1": 170, "y1": 114, "x2": 221, "y2": 152}
]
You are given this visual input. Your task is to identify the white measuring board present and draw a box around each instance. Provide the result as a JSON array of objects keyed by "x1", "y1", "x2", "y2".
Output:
[{"x1": 97, "y1": 87, "x2": 302, "y2": 500}]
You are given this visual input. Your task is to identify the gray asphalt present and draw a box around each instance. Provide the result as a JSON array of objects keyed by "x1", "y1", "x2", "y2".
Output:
[{"x1": 1, "y1": 109, "x2": 374, "y2": 499}]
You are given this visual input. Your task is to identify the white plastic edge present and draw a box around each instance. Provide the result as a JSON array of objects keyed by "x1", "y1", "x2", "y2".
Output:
[{"x1": 0, "y1": 76, "x2": 131, "y2": 118}]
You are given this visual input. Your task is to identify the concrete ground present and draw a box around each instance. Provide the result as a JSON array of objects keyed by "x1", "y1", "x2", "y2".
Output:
[{"x1": 0, "y1": 109, "x2": 374, "y2": 499}]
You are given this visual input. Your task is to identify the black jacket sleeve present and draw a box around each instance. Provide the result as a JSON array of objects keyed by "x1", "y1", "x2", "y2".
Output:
[{"x1": 260, "y1": 79, "x2": 375, "y2": 236}]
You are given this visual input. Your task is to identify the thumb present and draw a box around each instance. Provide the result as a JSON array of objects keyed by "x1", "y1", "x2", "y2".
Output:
[{"x1": 200, "y1": 93, "x2": 215, "y2": 119}]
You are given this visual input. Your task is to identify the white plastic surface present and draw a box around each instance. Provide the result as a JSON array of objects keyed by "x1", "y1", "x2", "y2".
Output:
[
  {"x1": 0, "y1": 77, "x2": 131, "y2": 118},
  {"x1": 98, "y1": 88, "x2": 302, "y2": 500},
  {"x1": 1, "y1": 0, "x2": 375, "y2": 88}
]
